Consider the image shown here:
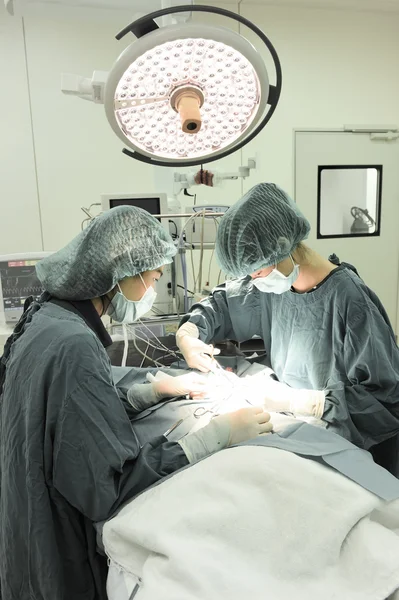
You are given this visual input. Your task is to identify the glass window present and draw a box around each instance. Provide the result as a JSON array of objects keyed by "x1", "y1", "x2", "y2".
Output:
[{"x1": 317, "y1": 166, "x2": 382, "y2": 239}]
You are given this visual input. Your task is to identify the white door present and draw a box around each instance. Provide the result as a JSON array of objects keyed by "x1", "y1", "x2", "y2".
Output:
[{"x1": 295, "y1": 130, "x2": 399, "y2": 335}]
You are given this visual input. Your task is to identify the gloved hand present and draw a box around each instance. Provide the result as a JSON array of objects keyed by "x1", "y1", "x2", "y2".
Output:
[
  {"x1": 176, "y1": 322, "x2": 220, "y2": 373},
  {"x1": 259, "y1": 378, "x2": 325, "y2": 418},
  {"x1": 178, "y1": 407, "x2": 273, "y2": 463},
  {"x1": 148, "y1": 370, "x2": 208, "y2": 400},
  {"x1": 127, "y1": 370, "x2": 209, "y2": 413},
  {"x1": 226, "y1": 407, "x2": 273, "y2": 445}
]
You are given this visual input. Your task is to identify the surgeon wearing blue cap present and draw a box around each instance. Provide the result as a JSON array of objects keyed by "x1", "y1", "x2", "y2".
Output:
[{"x1": 177, "y1": 183, "x2": 399, "y2": 466}]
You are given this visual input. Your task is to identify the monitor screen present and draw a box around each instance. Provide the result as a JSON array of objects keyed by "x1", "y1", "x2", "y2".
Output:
[
  {"x1": 109, "y1": 197, "x2": 161, "y2": 220},
  {"x1": 0, "y1": 259, "x2": 44, "y2": 315}
]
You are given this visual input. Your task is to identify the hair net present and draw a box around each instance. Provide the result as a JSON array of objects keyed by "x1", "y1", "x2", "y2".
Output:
[
  {"x1": 36, "y1": 206, "x2": 176, "y2": 300},
  {"x1": 216, "y1": 183, "x2": 310, "y2": 277}
]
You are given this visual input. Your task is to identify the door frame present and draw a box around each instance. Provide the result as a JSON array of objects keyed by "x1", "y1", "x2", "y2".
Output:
[
  {"x1": 292, "y1": 126, "x2": 399, "y2": 340},
  {"x1": 293, "y1": 126, "x2": 399, "y2": 199}
]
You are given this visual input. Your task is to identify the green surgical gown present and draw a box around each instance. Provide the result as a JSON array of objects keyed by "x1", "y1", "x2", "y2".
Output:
[
  {"x1": 181, "y1": 266, "x2": 399, "y2": 453},
  {"x1": 0, "y1": 300, "x2": 187, "y2": 600}
]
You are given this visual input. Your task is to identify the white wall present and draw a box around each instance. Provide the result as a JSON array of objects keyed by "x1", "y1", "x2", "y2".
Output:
[
  {"x1": 1, "y1": 2, "x2": 399, "y2": 289},
  {"x1": 0, "y1": 4, "x2": 42, "y2": 253},
  {"x1": 23, "y1": 5, "x2": 162, "y2": 251},
  {"x1": 240, "y1": 4, "x2": 399, "y2": 196}
]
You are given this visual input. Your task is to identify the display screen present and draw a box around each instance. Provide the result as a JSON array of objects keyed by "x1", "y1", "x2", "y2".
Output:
[
  {"x1": 0, "y1": 260, "x2": 44, "y2": 313},
  {"x1": 109, "y1": 198, "x2": 161, "y2": 221}
]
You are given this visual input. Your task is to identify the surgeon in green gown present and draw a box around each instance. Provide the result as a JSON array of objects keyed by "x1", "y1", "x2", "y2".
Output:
[
  {"x1": 0, "y1": 205, "x2": 272, "y2": 600},
  {"x1": 176, "y1": 183, "x2": 399, "y2": 466}
]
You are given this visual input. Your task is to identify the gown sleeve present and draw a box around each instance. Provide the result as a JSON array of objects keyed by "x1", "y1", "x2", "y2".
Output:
[
  {"x1": 180, "y1": 281, "x2": 261, "y2": 344},
  {"x1": 322, "y1": 303, "x2": 399, "y2": 450},
  {"x1": 53, "y1": 345, "x2": 188, "y2": 522}
]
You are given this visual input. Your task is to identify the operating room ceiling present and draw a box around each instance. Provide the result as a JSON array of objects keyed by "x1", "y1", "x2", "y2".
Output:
[{"x1": 5, "y1": 0, "x2": 399, "y2": 12}]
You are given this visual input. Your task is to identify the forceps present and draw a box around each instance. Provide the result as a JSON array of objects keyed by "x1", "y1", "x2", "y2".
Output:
[
  {"x1": 210, "y1": 357, "x2": 235, "y2": 387},
  {"x1": 193, "y1": 406, "x2": 217, "y2": 419}
]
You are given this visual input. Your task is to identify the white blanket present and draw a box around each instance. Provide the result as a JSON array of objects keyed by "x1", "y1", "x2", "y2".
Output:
[{"x1": 103, "y1": 446, "x2": 399, "y2": 600}]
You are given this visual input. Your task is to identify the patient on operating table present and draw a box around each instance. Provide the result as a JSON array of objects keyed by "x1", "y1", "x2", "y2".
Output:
[
  {"x1": 126, "y1": 364, "x2": 303, "y2": 442},
  {"x1": 194, "y1": 366, "x2": 304, "y2": 434}
]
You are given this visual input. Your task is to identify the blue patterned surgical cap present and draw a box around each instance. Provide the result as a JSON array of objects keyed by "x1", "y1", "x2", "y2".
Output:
[
  {"x1": 36, "y1": 206, "x2": 176, "y2": 300},
  {"x1": 216, "y1": 183, "x2": 310, "y2": 277}
]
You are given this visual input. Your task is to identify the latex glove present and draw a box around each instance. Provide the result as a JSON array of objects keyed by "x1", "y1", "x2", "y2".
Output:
[
  {"x1": 176, "y1": 322, "x2": 220, "y2": 373},
  {"x1": 259, "y1": 378, "x2": 325, "y2": 418},
  {"x1": 148, "y1": 371, "x2": 208, "y2": 400},
  {"x1": 227, "y1": 407, "x2": 273, "y2": 445},
  {"x1": 178, "y1": 407, "x2": 273, "y2": 463},
  {"x1": 127, "y1": 371, "x2": 209, "y2": 413}
]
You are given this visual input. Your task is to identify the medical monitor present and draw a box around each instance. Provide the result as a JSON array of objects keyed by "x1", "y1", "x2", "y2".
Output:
[
  {"x1": 101, "y1": 193, "x2": 168, "y2": 223},
  {"x1": 0, "y1": 252, "x2": 52, "y2": 324}
]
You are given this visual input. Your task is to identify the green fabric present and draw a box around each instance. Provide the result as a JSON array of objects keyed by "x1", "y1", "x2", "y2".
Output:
[
  {"x1": 216, "y1": 183, "x2": 310, "y2": 277},
  {"x1": 181, "y1": 266, "x2": 399, "y2": 453},
  {"x1": 0, "y1": 301, "x2": 187, "y2": 600},
  {"x1": 243, "y1": 423, "x2": 399, "y2": 502},
  {"x1": 36, "y1": 206, "x2": 176, "y2": 300}
]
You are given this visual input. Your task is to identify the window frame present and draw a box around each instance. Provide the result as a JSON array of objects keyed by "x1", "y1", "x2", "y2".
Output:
[{"x1": 317, "y1": 164, "x2": 383, "y2": 240}]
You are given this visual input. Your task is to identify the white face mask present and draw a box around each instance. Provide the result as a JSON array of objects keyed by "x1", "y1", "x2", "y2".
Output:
[
  {"x1": 252, "y1": 256, "x2": 300, "y2": 295},
  {"x1": 107, "y1": 275, "x2": 157, "y2": 323}
]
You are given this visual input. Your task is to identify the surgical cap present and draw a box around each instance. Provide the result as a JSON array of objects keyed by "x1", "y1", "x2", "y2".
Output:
[
  {"x1": 216, "y1": 183, "x2": 310, "y2": 277},
  {"x1": 36, "y1": 206, "x2": 176, "y2": 301}
]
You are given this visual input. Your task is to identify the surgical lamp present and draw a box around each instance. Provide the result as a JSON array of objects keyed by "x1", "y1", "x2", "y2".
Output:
[{"x1": 61, "y1": 4, "x2": 282, "y2": 167}]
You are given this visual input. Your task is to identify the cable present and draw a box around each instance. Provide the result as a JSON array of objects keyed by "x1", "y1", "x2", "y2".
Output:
[
  {"x1": 198, "y1": 212, "x2": 205, "y2": 293},
  {"x1": 207, "y1": 218, "x2": 219, "y2": 286},
  {"x1": 190, "y1": 244, "x2": 196, "y2": 293},
  {"x1": 135, "y1": 320, "x2": 183, "y2": 357},
  {"x1": 131, "y1": 331, "x2": 163, "y2": 367},
  {"x1": 125, "y1": 324, "x2": 165, "y2": 356},
  {"x1": 138, "y1": 321, "x2": 180, "y2": 366},
  {"x1": 191, "y1": 240, "x2": 201, "y2": 294},
  {"x1": 177, "y1": 209, "x2": 217, "y2": 308},
  {"x1": 137, "y1": 336, "x2": 150, "y2": 368},
  {"x1": 22, "y1": 17, "x2": 45, "y2": 250},
  {"x1": 217, "y1": 270, "x2": 222, "y2": 286},
  {"x1": 130, "y1": 330, "x2": 181, "y2": 366},
  {"x1": 140, "y1": 346, "x2": 148, "y2": 368},
  {"x1": 168, "y1": 219, "x2": 178, "y2": 239},
  {"x1": 179, "y1": 209, "x2": 206, "y2": 294},
  {"x1": 171, "y1": 257, "x2": 177, "y2": 314},
  {"x1": 140, "y1": 341, "x2": 151, "y2": 368},
  {"x1": 177, "y1": 210, "x2": 204, "y2": 308},
  {"x1": 128, "y1": 319, "x2": 184, "y2": 362},
  {"x1": 134, "y1": 332, "x2": 173, "y2": 357},
  {"x1": 177, "y1": 284, "x2": 195, "y2": 295},
  {"x1": 81, "y1": 203, "x2": 102, "y2": 231},
  {"x1": 177, "y1": 210, "x2": 206, "y2": 249},
  {"x1": 121, "y1": 323, "x2": 129, "y2": 367},
  {"x1": 181, "y1": 250, "x2": 188, "y2": 312}
]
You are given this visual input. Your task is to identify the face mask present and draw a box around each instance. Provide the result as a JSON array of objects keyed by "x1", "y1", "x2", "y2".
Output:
[
  {"x1": 252, "y1": 256, "x2": 300, "y2": 295},
  {"x1": 107, "y1": 275, "x2": 157, "y2": 323}
]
